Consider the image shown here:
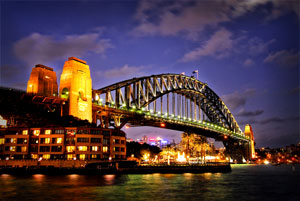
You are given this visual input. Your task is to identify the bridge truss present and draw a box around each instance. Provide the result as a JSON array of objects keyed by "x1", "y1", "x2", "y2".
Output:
[{"x1": 92, "y1": 74, "x2": 249, "y2": 142}]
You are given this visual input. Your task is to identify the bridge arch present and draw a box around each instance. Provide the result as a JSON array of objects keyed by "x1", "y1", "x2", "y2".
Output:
[{"x1": 93, "y1": 74, "x2": 241, "y2": 134}]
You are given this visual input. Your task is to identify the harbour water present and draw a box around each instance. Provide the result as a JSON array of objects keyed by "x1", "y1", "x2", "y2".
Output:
[{"x1": 0, "y1": 164, "x2": 299, "y2": 201}]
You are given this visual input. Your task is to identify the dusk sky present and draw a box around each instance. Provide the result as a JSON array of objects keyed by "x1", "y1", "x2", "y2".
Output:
[{"x1": 0, "y1": 0, "x2": 299, "y2": 148}]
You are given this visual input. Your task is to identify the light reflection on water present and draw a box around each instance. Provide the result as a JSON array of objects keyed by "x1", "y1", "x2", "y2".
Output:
[{"x1": 0, "y1": 164, "x2": 299, "y2": 201}]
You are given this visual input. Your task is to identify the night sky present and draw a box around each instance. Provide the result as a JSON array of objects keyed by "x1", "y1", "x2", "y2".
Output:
[{"x1": 1, "y1": 0, "x2": 299, "y2": 148}]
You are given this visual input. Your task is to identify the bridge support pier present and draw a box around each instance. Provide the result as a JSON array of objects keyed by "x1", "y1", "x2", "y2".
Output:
[{"x1": 223, "y1": 139, "x2": 251, "y2": 163}]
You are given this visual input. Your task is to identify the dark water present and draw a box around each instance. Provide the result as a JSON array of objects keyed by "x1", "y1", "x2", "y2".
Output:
[{"x1": 0, "y1": 164, "x2": 299, "y2": 201}]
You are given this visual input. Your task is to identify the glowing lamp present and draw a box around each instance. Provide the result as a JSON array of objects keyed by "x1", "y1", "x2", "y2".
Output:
[{"x1": 160, "y1": 123, "x2": 166, "y2": 127}]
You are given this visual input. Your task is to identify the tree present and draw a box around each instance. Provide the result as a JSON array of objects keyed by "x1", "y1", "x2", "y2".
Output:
[{"x1": 180, "y1": 132, "x2": 210, "y2": 163}]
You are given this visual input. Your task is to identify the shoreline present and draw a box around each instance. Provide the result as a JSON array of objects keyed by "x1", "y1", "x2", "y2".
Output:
[{"x1": 0, "y1": 164, "x2": 231, "y2": 175}]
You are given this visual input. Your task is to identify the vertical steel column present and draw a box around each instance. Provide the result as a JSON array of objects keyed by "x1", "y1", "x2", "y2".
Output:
[
  {"x1": 190, "y1": 97, "x2": 193, "y2": 120},
  {"x1": 182, "y1": 95, "x2": 184, "y2": 119},
  {"x1": 177, "y1": 94, "x2": 181, "y2": 117},
  {"x1": 185, "y1": 96, "x2": 188, "y2": 119},
  {"x1": 172, "y1": 93, "x2": 175, "y2": 116},
  {"x1": 154, "y1": 100, "x2": 156, "y2": 113},
  {"x1": 194, "y1": 97, "x2": 196, "y2": 120},
  {"x1": 198, "y1": 98, "x2": 201, "y2": 121},
  {"x1": 160, "y1": 96, "x2": 163, "y2": 114},
  {"x1": 167, "y1": 93, "x2": 169, "y2": 115}
]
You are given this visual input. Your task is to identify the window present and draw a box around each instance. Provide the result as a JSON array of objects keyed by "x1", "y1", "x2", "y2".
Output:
[
  {"x1": 121, "y1": 140, "x2": 125, "y2": 144},
  {"x1": 67, "y1": 154, "x2": 76, "y2": 160},
  {"x1": 114, "y1": 147, "x2": 120, "y2": 152},
  {"x1": 57, "y1": 138, "x2": 63, "y2": 144},
  {"x1": 0, "y1": 138, "x2": 4, "y2": 144},
  {"x1": 30, "y1": 146, "x2": 38, "y2": 152},
  {"x1": 121, "y1": 147, "x2": 125, "y2": 152},
  {"x1": 30, "y1": 138, "x2": 39, "y2": 144},
  {"x1": 103, "y1": 138, "x2": 110, "y2": 145},
  {"x1": 90, "y1": 129, "x2": 100, "y2": 134},
  {"x1": 91, "y1": 146, "x2": 98, "y2": 151},
  {"x1": 114, "y1": 139, "x2": 120, "y2": 144},
  {"x1": 77, "y1": 146, "x2": 88, "y2": 151},
  {"x1": 66, "y1": 146, "x2": 76, "y2": 153},
  {"x1": 103, "y1": 146, "x2": 108, "y2": 152},
  {"x1": 31, "y1": 154, "x2": 38, "y2": 159},
  {"x1": 54, "y1": 129, "x2": 64, "y2": 134},
  {"x1": 40, "y1": 146, "x2": 50, "y2": 152},
  {"x1": 10, "y1": 146, "x2": 16, "y2": 151},
  {"x1": 66, "y1": 138, "x2": 75, "y2": 144},
  {"x1": 91, "y1": 138, "x2": 101, "y2": 143},
  {"x1": 103, "y1": 130, "x2": 110, "y2": 136},
  {"x1": 45, "y1": 138, "x2": 50, "y2": 144},
  {"x1": 79, "y1": 154, "x2": 86, "y2": 160},
  {"x1": 77, "y1": 138, "x2": 89, "y2": 143},
  {"x1": 32, "y1": 130, "x2": 40, "y2": 136},
  {"x1": 21, "y1": 146, "x2": 27, "y2": 152},
  {"x1": 77, "y1": 129, "x2": 89, "y2": 134},
  {"x1": 17, "y1": 138, "x2": 27, "y2": 144},
  {"x1": 91, "y1": 154, "x2": 99, "y2": 159},
  {"x1": 51, "y1": 146, "x2": 62, "y2": 152},
  {"x1": 45, "y1": 130, "x2": 51, "y2": 135},
  {"x1": 22, "y1": 130, "x2": 28, "y2": 135},
  {"x1": 10, "y1": 138, "x2": 16, "y2": 143},
  {"x1": 42, "y1": 154, "x2": 50, "y2": 159}
]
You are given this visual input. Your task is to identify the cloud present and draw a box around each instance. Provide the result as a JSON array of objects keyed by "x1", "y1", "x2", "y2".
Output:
[
  {"x1": 97, "y1": 64, "x2": 146, "y2": 78},
  {"x1": 132, "y1": 0, "x2": 298, "y2": 39},
  {"x1": 239, "y1": 116, "x2": 300, "y2": 125},
  {"x1": 248, "y1": 38, "x2": 275, "y2": 55},
  {"x1": 221, "y1": 88, "x2": 256, "y2": 110},
  {"x1": 236, "y1": 108, "x2": 264, "y2": 117},
  {"x1": 180, "y1": 28, "x2": 233, "y2": 62},
  {"x1": 13, "y1": 32, "x2": 113, "y2": 65},
  {"x1": 263, "y1": 49, "x2": 299, "y2": 68},
  {"x1": 243, "y1": 58, "x2": 255, "y2": 67}
]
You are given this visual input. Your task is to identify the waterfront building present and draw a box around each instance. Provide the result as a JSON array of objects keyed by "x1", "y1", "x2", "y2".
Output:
[{"x1": 0, "y1": 127, "x2": 126, "y2": 161}]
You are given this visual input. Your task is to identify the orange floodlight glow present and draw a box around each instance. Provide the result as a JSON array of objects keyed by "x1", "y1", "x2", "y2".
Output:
[{"x1": 160, "y1": 123, "x2": 166, "y2": 127}]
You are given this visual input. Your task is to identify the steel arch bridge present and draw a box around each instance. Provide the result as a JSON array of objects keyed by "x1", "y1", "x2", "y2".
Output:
[{"x1": 92, "y1": 74, "x2": 250, "y2": 143}]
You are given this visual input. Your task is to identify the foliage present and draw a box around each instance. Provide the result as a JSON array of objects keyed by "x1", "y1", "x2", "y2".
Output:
[{"x1": 126, "y1": 141, "x2": 161, "y2": 159}]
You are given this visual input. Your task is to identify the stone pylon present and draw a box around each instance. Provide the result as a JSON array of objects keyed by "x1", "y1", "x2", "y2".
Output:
[
  {"x1": 59, "y1": 57, "x2": 92, "y2": 122},
  {"x1": 27, "y1": 64, "x2": 58, "y2": 96}
]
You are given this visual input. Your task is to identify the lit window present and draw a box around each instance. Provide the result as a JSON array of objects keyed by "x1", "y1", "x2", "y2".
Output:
[
  {"x1": 91, "y1": 146, "x2": 98, "y2": 151},
  {"x1": 79, "y1": 154, "x2": 86, "y2": 160},
  {"x1": 33, "y1": 130, "x2": 40, "y2": 136},
  {"x1": 66, "y1": 146, "x2": 76, "y2": 152},
  {"x1": 42, "y1": 154, "x2": 50, "y2": 159},
  {"x1": 10, "y1": 146, "x2": 16, "y2": 151},
  {"x1": 91, "y1": 154, "x2": 97, "y2": 159},
  {"x1": 67, "y1": 154, "x2": 75, "y2": 160},
  {"x1": 103, "y1": 146, "x2": 108, "y2": 152},
  {"x1": 45, "y1": 138, "x2": 50, "y2": 144},
  {"x1": 0, "y1": 138, "x2": 4, "y2": 144},
  {"x1": 31, "y1": 154, "x2": 38, "y2": 159},
  {"x1": 45, "y1": 130, "x2": 51, "y2": 135},
  {"x1": 10, "y1": 138, "x2": 16, "y2": 143},
  {"x1": 78, "y1": 146, "x2": 88, "y2": 151},
  {"x1": 57, "y1": 138, "x2": 63, "y2": 144},
  {"x1": 21, "y1": 146, "x2": 27, "y2": 152},
  {"x1": 22, "y1": 130, "x2": 28, "y2": 135}
]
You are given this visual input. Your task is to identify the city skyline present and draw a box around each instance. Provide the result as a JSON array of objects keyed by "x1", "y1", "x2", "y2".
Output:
[{"x1": 1, "y1": 0, "x2": 299, "y2": 148}]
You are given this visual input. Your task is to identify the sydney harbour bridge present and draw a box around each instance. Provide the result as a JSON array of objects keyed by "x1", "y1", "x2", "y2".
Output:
[{"x1": 25, "y1": 57, "x2": 255, "y2": 162}]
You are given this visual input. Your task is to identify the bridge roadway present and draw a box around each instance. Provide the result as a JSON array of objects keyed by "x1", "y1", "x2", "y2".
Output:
[{"x1": 92, "y1": 103, "x2": 250, "y2": 142}]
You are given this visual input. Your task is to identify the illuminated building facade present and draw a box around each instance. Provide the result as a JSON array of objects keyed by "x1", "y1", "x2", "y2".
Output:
[
  {"x1": 59, "y1": 57, "x2": 92, "y2": 122},
  {"x1": 27, "y1": 64, "x2": 58, "y2": 97},
  {"x1": 0, "y1": 127, "x2": 126, "y2": 160}
]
